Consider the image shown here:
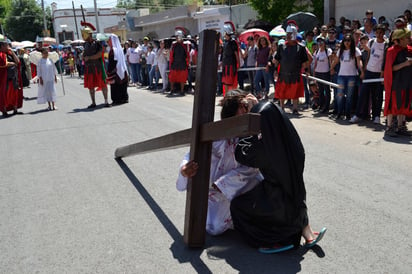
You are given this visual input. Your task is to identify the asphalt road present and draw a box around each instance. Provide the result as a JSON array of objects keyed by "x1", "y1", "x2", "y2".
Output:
[{"x1": 1, "y1": 75, "x2": 411, "y2": 273}]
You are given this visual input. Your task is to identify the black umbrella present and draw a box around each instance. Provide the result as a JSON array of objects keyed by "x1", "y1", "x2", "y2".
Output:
[
  {"x1": 244, "y1": 19, "x2": 274, "y2": 32},
  {"x1": 282, "y1": 12, "x2": 319, "y2": 33}
]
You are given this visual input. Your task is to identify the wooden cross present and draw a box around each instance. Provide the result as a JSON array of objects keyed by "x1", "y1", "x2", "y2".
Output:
[{"x1": 115, "y1": 30, "x2": 260, "y2": 247}]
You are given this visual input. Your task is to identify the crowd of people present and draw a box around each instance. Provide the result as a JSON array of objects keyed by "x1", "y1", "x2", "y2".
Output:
[
  {"x1": 1, "y1": 6, "x2": 411, "y2": 256},
  {"x1": 217, "y1": 8, "x2": 412, "y2": 138},
  {"x1": 1, "y1": 8, "x2": 411, "y2": 138}
]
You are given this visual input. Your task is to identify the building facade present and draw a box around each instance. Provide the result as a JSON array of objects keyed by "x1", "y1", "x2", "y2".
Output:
[
  {"x1": 324, "y1": 0, "x2": 411, "y2": 27},
  {"x1": 51, "y1": 3, "x2": 127, "y2": 44}
]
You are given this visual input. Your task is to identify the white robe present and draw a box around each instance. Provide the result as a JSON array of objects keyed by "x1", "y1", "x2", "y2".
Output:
[
  {"x1": 37, "y1": 58, "x2": 57, "y2": 104},
  {"x1": 176, "y1": 139, "x2": 263, "y2": 235}
]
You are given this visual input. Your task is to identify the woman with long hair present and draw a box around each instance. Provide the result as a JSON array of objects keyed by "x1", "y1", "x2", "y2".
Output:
[
  {"x1": 254, "y1": 36, "x2": 271, "y2": 99},
  {"x1": 330, "y1": 34, "x2": 364, "y2": 120}
]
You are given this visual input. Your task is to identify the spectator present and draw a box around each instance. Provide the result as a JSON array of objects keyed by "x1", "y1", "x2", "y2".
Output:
[
  {"x1": 336, "y1": 16, "x2": 346, "y2": 37},
  {"x1": 305, "y1": 30, "x2": 316, "y2": 54},
  {"x1": 319, "y1": 25, "x2": 328, "y2": 39},
  {"x1": 330, "y1": 33, "x2": 364, "y2": 120},
  {"x1": 365, "y1": 9, "x2": 377, "y2": 26},
  {"x1": 405, "y1": 9, "x2": 412, "y2": 30},
  {"x1": 350, "y1": 25, "x2": 388, "y2": 124},
  {"x1": 156, "y1": 39, "x2": 169, "y2": 93},
  {"x1": 326, "y1": 27, "x2": 340, "y2": 52},
  {"x1": 363, "y1": 18, "x2": 376, "y2": 39},
  {"x1": 145, "y1": 44, "x2": 155, "y2": 89},
  {"x1": 187, "y1": 41, "x2": 198, "y2": 94},
  {"x1": 254, "y1": 36, "x2": 271, "y2": 99},
  {"x1": 313, "y1": 36, "x2": 333, "y2": 113},
  {"x1": 245, "y1": 36, "x2": 257, "y2": 94},
  {"x1": 127, "y1": 41, "x2": 141, "y2": 86},
  {"x1": 148, "y1": 42, "x2": 160, "y2": 91}
]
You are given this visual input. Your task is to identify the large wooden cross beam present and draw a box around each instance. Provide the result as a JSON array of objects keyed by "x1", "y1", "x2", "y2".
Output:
[{"x1": 115, "y1": 30, "x2": 261, "y2": 247}]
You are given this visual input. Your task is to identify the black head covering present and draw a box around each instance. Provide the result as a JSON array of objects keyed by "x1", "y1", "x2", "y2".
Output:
[
  {"x1": 232, "y1": 101, "x2": 308, "y2": 247},
  {"x1": 241, "y1": 101, "x2": 306, "y2": 205}
]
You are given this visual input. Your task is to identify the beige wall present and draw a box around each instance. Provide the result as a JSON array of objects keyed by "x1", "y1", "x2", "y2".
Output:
[{"x1": 332, "y1": 0, "x2": 411, "y2": 28}]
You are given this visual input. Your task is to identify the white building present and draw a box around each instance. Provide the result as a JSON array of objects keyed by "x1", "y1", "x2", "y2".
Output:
[
  {"x1": 125, "y1": 4, "x2": 258, "y2": 41},
  {"x1": 51, "y1": 2, "x2": 126, "y2": 43},
  {"x1": 324, "y1": 0, "x2": 412, "y2": 27}
]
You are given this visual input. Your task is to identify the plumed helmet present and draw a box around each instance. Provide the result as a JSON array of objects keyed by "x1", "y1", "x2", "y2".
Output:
[
  {"x1": 80, "y1": 21, "x2": 96, "y2": 40},
  {"x1": 286, "y1": 24, "x2": 298, "y2": 40},
  {"x1": 223, "y1": 21, "x2": 235, "y2": 35},
  {"x1": 175, "y1": 26, "x2": 186, "y2": 39}
]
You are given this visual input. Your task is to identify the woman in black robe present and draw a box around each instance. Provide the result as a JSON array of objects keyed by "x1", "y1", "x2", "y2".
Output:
[
  {"x1": 230, "y1": 101, "x2": 326, "y2": 253},
  {"x1": 107, "y1": 34, "x2": 129, "y2": 105}
]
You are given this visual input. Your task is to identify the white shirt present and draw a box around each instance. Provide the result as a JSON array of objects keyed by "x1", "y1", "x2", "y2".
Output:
[
  {"x1": 156, "y1": 48, "x2": 168, "y2": 66},
  {"x1": 366, "y1": 39, "x2": 386, "y2": 73},
  {"x1": 337, "y1": 48, "x2": 361, "y2": 76},
  {"x1": 127, "y1": 47, "x2": 141, "y2": 64},
  {"x1": 246, "y1": 45, "x2": 257, "y2": 67},
  {"x1": 314, "y1": 48, "x2": 332, "y2": 73},
  {"x1": 146, "y1": 50, "x2": 155, "y2": 65},
  {"x1": 176, "y1": 139, "x2": 262, "y2": 235}
]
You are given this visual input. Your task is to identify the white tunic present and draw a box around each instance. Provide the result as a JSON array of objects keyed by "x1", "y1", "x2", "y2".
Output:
[
  {"x1": 176, "y1": 139, "x2": 263, "y2": 235},
  {"x1": 37, "y1": 58, "x2": 57, "y2": 104}
]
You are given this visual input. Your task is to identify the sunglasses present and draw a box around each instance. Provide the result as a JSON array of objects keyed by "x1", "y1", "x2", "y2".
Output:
[
  {"x1": 328, "y1": 32, "x2": 336, "y2": 34},
  {"x1": 344, "y1": 39, "x2": 352, "y2": 42}
]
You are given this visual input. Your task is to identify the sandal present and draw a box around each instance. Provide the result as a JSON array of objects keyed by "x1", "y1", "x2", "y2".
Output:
[{"x1": 304, "y1": 227, "x2": 327, "y2": 248}]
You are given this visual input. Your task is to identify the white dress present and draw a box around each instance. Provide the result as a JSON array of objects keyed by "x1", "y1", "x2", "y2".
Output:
[
  {"x1": 37, "y1": 58, "x2": 57, "y2": 104},
  {"x1": 176, "y1": 139, "x2": 263, "y2": 235}
]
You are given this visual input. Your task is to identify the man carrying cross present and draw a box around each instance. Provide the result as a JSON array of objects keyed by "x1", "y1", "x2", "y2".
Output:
[{"x1": 176, "y1": 92, "x2": 262, "y2": 236}]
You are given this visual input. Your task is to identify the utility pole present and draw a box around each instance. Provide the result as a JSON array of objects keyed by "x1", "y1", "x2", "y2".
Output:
[
  {"x1": 72, "y1": 1, "x2": 80, "y2": 39},
  {"x1": 94, "y1": 0, "x2": 100, "y2": 33},
  {"x1": 41, "y1": 0, "x2": 48, "y2": 36}
]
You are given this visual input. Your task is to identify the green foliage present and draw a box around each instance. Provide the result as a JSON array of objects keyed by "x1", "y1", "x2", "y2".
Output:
[
  {"x1": 0, "y1": 0, "x2": 12, "y2": 20},
  {"x1": 249, "y1": 0, "x2": 324, "y2": 26},
  {"x1": 311, "y1": 0, "x2": 324, "y2": 24},
  {"x1": 4, "y1": 0, "x2": 44, "y2": 41}
]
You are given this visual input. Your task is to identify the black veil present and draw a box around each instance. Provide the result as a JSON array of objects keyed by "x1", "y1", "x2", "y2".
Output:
[{"x1": 231, "y1": 101, "x2": 308, "y2": 247}]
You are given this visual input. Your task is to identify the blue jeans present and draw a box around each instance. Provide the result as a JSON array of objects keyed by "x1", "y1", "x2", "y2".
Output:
[
  {"x1": 136, "y1": 63, "x2": 142, "y2": 84},
  {"x1": 149, "y1": 64, "x2": 160, "y2": 88},
  {"x1": 336, "y1": 75, "x2": 357, "y2": 117},
  {"x1": 129, "y1": 63, "x2": 138, "y2": 84},
  {"x1": 254, "y1": 66, "x2": 270, "y2": 93}
]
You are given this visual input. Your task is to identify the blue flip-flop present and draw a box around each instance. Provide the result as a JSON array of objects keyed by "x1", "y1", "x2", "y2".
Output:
[
  {"x1": 258, "y1": 244, "x2": 294, "y2": 254},
  {"x1": 304, "y1": 227, "x2": 327, "y2": 248}
]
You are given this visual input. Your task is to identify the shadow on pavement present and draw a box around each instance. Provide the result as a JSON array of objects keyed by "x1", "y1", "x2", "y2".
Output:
[
  {"x1": 115, "y1": 158, "x2": 326, "y2": 273},
  {"x1": 68, "y1": 104, "x2": 110, "y2": 113},
  {"x1": 115, "y1": 158, "x2": 211, "y2": 273}
]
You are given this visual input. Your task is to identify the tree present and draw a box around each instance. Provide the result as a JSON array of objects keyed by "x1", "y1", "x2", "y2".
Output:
[
  {"x1": 4, "y1": 0, "x2": 44, "y2": 41},
  {"x1": 249, "y1": 0, "x2": 324, "y2": 26}
]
